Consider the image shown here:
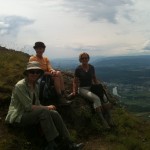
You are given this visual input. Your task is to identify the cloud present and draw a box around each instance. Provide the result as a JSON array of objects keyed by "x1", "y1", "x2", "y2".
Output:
[
  {"x1": 143, "y1": 40, "x2": 150, "y2": 50},
  {"x1": 0, "y1": 15, "x2": 34, "y2": 36},
  {"x1": 62, "y1": 0, "x2": 134, "y2": 23}
]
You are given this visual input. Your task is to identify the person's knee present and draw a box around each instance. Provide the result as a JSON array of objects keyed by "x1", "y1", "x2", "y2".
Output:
[
  {"x1": 49, "y1": 110, "x2": 60, "y2": 117},
  {"x1": 39, "y1": 109, "x2": 61, "y2": 121},
  {"x1": 93, "y1": 98, "x2": 102, "y2": 109},
  {"x1": 56, "y1": 71, "x2": 62, "y2": 77},
  {"x1": 39, "y1": 109, "x2": 51, "y2": 119}
]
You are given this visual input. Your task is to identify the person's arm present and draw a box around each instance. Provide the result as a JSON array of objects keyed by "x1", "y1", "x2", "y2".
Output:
[
  {"x1": 93, "y1": 74, "x2": 100, "y2": 84},
  {"x1": 47, "y1": 58, "x2": 54, "y2": 72},
  {"x1": 44, "y1": 57, "x2": 57, "y2": 75},
  {"x1": 32, "y1": 105, "x2": 56, "y2": 110},
  {"x1": 16, "y1": 84, "x2": 56, "y2": 111},
  {"x1": 72, "y1": 77, "x2": 79, "y2": 95},
  {"x1": 14, "y1": 85, "x2": 32, "y2": 112}
]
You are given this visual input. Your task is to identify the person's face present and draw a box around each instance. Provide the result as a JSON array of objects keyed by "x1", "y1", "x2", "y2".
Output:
[
  {"x1": 35, "y1": 47, "x2": 45, "y2": 57},
  {"x1": 27, "y1": 69, "x2": 41, "y2": 83},
  {"x1": 80, "y1": 54, "x2": 89, "y2": 64}
]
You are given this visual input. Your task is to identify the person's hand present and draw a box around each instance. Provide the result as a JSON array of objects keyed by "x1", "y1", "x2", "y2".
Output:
[
  {"x1": 50, "y1": 70, "x2": 57, "y2": 76},
  {"x1": 47, "y1": 105, "x2": 56, "y2": 110},
  {"x1": 72, "y1": 91, "x2": 77, "y2": 96},
  {"x1": 67, "y1": 92, "x2": 76, "y2": 100}
]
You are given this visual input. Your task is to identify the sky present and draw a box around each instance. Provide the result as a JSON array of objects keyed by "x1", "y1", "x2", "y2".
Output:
[{"x1": 1, "y1": 0, "x2": 150, "y2": 59}]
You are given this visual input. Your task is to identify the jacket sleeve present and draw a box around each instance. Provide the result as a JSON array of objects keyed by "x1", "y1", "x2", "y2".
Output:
[{"x1": 14, "y1": 85, "x2": 32, "y2": 112}]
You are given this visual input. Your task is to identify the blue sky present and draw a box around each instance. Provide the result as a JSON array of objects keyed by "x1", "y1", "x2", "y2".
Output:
[{"x1": 0, "y1": 0, "x2": 150, "y2": 59}]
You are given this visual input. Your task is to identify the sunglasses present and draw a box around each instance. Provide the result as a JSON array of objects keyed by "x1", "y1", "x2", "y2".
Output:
[
  {"x1": 81, "y1": 57, "x2": 88, "y2": 60},
  {"x1": 28, "y1": 70, "x2": 41, "y2": 74}
]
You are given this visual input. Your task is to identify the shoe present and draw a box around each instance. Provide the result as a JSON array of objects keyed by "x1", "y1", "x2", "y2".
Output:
[
  {"x1": 59, "y1": 139, "x2": 84, "y2": 150},
  {"x1": 58, "y1": 97, "x2": 72, "y2": 106},
  {"x1": 68, "y1": 142, "x2": 85, "y2": 150}
]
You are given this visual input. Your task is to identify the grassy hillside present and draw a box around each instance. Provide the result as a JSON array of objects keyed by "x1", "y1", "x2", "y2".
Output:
[
  {"x1": 0, "y1": 47, "x2": 150, "y2": 150},
  {"x1": 0, "y1": 47, "x2": 29, "y2": 105}
]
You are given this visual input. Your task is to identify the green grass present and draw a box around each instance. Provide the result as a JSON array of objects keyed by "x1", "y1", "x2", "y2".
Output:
[
  {"x1": 0, "y1": 47, "x2": 150, "y2": 150},
  {"x1": 0, "y1": 48, "x2": 29, "y2": 103}
]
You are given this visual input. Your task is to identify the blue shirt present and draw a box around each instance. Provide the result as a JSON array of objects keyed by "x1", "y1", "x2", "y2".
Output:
[{"x1": 75, "y1": 64, "x2": 95, "y2": 87}]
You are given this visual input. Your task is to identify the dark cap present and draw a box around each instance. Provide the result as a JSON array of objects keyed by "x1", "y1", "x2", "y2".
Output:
[{"x1": 33, "y1": 42, "x2": 46, "y2": 49}]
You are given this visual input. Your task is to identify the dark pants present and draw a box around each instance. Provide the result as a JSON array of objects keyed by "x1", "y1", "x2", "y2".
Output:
[{"x1": 20, "y1": 108, "x2": 70, "y2": 142}]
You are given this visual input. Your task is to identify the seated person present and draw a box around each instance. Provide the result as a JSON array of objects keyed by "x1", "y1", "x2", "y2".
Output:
[
  {"x1": 29, "y1": 42, "x2": 71, "y2": 106},
  {"x1": 72, "y1": 52, "x2": 115, "y2": 129},
  {"x1": 5, "y1": 61, "x2": 84, "y2": 150}
]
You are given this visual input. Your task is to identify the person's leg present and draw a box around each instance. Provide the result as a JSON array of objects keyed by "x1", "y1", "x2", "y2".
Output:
[
  {"x1": 79, "y1": 87, "x2": 110, "y2": 128},
  {"x1": 21, "y1": 109, "x2": 59, "y2": 142},
  {"x1": 53, "y1": 71, "x2": 65, "y2": 95},
  {"x1": 21, "y1": 108, "x2": 84, "y2": 150},
  {"x1": 48, "y1": 110, "x2": 84, "y2": 150},
  {"x1": 95, "y1": 106, "x2": 110, "y2": 128},
  {"x1": 56, "y1": 71, "x2": 65, "y2": 92},
  {"x1": 79, "y1": 87, "x2": 101, "y2": 108},
  {"x1": 53, "y1": 76, "x2": 62, "y2": 95},
  {"x1": 102, "y1": 103, "x2": 115, "y2": 127},
  {"x1": 48, "y1": 110, "x2": 70, "y2": 139},
  {"x1": 51, "y1": 73, "x2": 72, "y2": 106}
]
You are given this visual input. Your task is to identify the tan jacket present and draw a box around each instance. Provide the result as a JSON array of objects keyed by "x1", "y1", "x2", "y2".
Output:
[{"x1": 5, "y1": 79, "x2": 40, "y2": 124}]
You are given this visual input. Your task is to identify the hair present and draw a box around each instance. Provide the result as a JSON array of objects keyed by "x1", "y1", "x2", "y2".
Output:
[
  {"x1": 79, "y1": 52, "x2": 90, "y2": 62},
  {"x1": 33, "y1": 41, "x2": 46, "y2": 49}
]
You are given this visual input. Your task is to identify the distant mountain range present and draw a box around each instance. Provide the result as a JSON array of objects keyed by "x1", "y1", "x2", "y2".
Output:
[{"x1": 51, "y1": 55, "x2": 150, "y2": 85}]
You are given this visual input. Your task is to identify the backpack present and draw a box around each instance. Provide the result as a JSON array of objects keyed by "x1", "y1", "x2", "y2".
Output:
[
  {"x1": 90, "y1": 84, "x2": 113, "y2": 110},
  {"x1": 39, "y1": 75, "x2": 58, "y2": 105},
  {"x1": 90, "y1": 84, "x2": 108, "y2": 103}
]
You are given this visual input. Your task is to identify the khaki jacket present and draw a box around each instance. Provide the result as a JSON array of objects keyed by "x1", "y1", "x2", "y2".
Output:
[{"x1": 5, "y1": 79, "x2": 40, "y2": 124}]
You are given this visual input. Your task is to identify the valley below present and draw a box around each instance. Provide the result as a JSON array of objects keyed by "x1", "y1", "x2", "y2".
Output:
[{"x1": 105, "y1": 82, "x2": 150, "y2": 120}]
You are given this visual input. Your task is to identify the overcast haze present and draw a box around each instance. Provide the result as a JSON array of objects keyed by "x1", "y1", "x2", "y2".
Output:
[{"x1": 1, "y1": 0, "x2": 150, "y2": 59}]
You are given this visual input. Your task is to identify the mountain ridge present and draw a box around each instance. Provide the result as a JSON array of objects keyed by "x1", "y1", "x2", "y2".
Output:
[{"x1": 51, "y1": 55, "x2": 150, "y2": 85}]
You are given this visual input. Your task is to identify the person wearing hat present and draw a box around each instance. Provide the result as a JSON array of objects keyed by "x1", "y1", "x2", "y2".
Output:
[
  {"x1": 5, "y1": 61, "x2": 84, "y2": 150},
  {"x1": 29, "y1": 42, "x2": 71, "y2": 106}
]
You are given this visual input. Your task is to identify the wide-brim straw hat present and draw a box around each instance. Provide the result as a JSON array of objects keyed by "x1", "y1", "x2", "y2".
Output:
[{"x1": 23, "y1": 61, "x2": 44, "y2": 76}]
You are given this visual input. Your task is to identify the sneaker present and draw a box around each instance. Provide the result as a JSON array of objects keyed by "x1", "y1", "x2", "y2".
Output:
[{"x1": 58, "y1": 138, "x2": 84, "y2": 150}]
